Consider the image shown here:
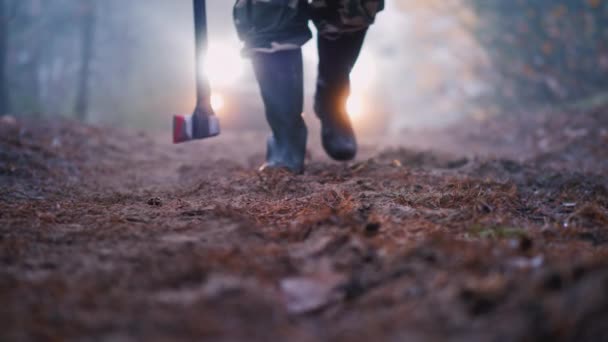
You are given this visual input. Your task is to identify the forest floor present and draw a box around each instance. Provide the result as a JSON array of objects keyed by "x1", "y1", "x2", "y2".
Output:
[{"x1": 1, "y1": 106, "x2": 608, "y2": 341}]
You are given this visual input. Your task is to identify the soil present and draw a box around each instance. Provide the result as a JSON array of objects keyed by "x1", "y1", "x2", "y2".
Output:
[{"x1": 1, "y1": 107, "x2": 607, "y2": 341}]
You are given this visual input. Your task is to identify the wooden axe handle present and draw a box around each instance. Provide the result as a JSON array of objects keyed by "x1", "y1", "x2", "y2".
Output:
[{"x1": 193, "y1": 0, "x2": 213, "y2": 114}]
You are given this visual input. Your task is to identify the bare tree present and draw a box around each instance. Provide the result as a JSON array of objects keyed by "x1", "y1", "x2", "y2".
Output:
[
  {"x1": 74, "y1": 1, "x2": 96, "y2": 121},
  {"x1": 0, "y1": 0, "x2": 8, "y2": 116}
]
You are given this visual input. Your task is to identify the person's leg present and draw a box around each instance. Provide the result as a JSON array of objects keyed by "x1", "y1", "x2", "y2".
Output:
[
  {"x1": 310, "y1": 0, "x2": 384, "y2": 161},
  {"x1": 251, "y1": 49, "x2": 307, "y2": 173},
  {"x1": 315, "y1": 30, "x2": 367, "y2": 161},
  {"x1": 233, "y1": 0, "x2": 312, "y2": 173}
]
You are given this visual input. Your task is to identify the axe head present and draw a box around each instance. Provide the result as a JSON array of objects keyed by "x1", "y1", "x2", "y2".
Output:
[{"x1": 173, "y1": 108, "x2": 220, "y2": 144}]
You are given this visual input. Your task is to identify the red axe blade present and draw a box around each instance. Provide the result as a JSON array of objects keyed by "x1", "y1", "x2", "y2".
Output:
[
  {"x1": 173, "y1": 110, "x2": 220, "y2": 144},
  {"x1": 173, "y1": 0, "x2": 220, "y2": 144}
]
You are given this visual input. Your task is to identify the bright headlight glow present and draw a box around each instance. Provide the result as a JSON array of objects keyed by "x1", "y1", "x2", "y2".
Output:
[
  {"x1": 210, "y1": 93, "x2": 225, "y2": 112},
  {"x1": 346, "y1": 95, "x2": 364, "y2": 120},
  {"x1": 202, "y1": 41, "x2": 245, "y2": 88}
]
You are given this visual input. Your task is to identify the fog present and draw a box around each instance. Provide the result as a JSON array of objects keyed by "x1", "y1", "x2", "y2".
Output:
[{"x1": 1, "y1": 0, "x2": 607, "y2": 138}]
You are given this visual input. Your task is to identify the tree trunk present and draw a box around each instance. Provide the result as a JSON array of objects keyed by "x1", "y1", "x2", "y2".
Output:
[
  {"x1": 74, "y1": 1, "x2": 96, "y2": 121},
  {"x1": 0, "y1": 0, "x2": 9, "y2": 116}
]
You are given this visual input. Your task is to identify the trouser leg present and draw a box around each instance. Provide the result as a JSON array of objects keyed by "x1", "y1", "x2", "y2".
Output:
[
  {"x1": 309, "y1": 0, "x2": 382, "y2": 161},
  {"x1": 314, "y1": 30, "x2": 368, "y2": 161},
  {"x1": 233, "y1": 0, "x2": 311, "y2": 55},
  {"x1": 233, "y1": 0, "x2": 310, "y2": 173}
]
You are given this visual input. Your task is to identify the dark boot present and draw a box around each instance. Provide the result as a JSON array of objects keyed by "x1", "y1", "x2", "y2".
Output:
[
  {"x1": 315, "y1": 30, "x2": 368, "y2": 161},
  {"x1": 251, "y1": 49, "x2": 307, "y2": 174}
]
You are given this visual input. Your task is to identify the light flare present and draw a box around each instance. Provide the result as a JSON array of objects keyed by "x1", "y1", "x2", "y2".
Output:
[
  {"x1": 346, "y1": 95, "x2": 364, "y2": 121},
  {"x1": 202, "y1": 42, "x2": 245, "y2": 88},
  {"x1": 210, "y1": 93, "x2": 225, "y2": 112}
]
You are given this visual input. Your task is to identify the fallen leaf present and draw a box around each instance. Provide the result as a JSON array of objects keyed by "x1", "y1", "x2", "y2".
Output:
[{"x1": 280, "y1": 269, "x2": 346, "y2": 314}]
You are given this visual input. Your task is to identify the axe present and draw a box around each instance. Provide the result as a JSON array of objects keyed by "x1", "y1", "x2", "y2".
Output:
[{"x1": 173, "y1": 0, "x2": 220, "y2": 143}]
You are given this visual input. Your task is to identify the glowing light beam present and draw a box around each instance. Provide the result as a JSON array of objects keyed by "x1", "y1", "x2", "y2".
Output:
[
  {"x1": 210, "y1": 93, "x2": 225, "y2": 112},
  {"x1": 346, "y1": 95, "x2": 364, "y2": 121},
  {"x1": 202, "y1": 42, "x2": 245, "y2": 88}
]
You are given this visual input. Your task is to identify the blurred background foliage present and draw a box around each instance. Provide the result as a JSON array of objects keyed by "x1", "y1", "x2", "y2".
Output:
[
  {"x1": 0, "y1": 0, "x2": 177, "y2": 128},
  {"x1": 0, "y1": 0, "x2": 607, "y2": 133},
  {"x1": 469, "y1": 0, "x2": 608, "y2": 109}
]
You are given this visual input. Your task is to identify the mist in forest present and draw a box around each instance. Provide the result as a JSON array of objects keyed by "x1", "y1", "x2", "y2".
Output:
[{"x1": 1, "y1": 0, "x2": 607, "y2": 137}]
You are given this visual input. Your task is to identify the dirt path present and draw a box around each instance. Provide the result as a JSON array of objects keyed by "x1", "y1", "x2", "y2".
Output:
[{"x1": 1, "y1": 110, "x2": 608, "y2": 341}]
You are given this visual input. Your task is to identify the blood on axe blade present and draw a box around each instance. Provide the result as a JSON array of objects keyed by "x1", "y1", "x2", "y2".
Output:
[{"x1": 173, "y1": 0, "x2": 220, "y2": 143}]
